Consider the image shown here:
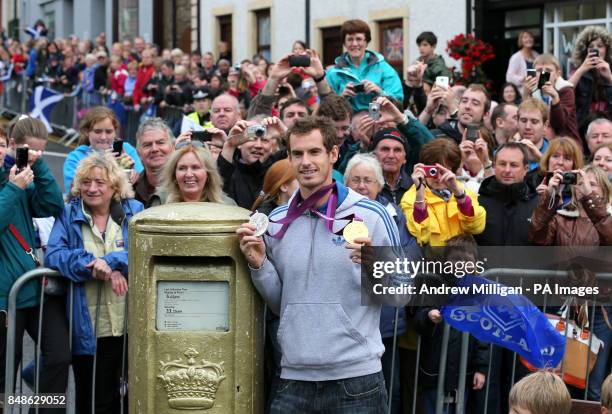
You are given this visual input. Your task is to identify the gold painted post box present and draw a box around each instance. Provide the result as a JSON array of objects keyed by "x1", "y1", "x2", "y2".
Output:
[{"x1": 128, "y1": 203, "x2": 263, "y2": 413}]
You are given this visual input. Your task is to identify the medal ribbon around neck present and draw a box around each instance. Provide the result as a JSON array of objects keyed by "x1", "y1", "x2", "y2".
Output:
[{"x1": 268, "y1": 182, "x2": 360, "y2": 239}]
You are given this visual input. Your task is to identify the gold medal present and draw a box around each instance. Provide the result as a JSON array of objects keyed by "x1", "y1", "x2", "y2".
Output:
[{"x1": 343, "y1": 220, "x2": 369, "y2": 244}]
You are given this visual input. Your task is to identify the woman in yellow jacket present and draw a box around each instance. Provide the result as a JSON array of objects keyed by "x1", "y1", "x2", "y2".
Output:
[{"x1": 400, "y1": 139, "x2": 486, "y2": 246}]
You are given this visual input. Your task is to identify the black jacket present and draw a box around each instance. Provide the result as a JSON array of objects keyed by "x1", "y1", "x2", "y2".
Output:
[
  {"x1": 431, "y1": 119, "x2": 462, "y2": 143},
  {"x1": 574, "y1": 70, "x2": 612, "y2": 131},
  {"x1": 475, "y1": 176, "x2": 539, "y2": 246},
  {"x1": 411, "y1": 305, "x2": 489, "y2": 392},
  {"x1": 217, "y1": 150, "x2": 287, "y2": 210}
]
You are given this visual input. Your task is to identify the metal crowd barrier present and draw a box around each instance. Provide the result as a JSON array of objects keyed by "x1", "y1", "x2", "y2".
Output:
[
  {"x1": 407, "y1": 268, "x2": 612, "y2": 414},
  {"x1": 3, "y1": 268, "x2": 129, "y2": 414}
]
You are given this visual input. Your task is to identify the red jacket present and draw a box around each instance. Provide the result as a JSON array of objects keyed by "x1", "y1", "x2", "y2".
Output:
[
  {"x1": 132, "y1": 64, "x2": 154, "y2": 105},
  {"x1": 549, "y1": 80, "x2": 581, "y2": 144},
  {"x1": 110, "y1": 68, "x2": 128, "y2": 95}
]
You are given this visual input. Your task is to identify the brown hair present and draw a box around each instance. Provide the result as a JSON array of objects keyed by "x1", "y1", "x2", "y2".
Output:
[
  {"x1": 465, "y1": 84, "x2": 491, "y2": 114},
  {"x1": 539, "y1": 136, "x2": 584, "y2": 173},
  {"x1": 78, "y1": 106, "x2": 120, "y2": 146},
  {"x1": 251, "y1": 159, "x2": 297, "y2": 211},
  {"x1": 341, "y1": 19, "x2": 371, "y2": 43},
  {"x1": 419, "y1": 138, "x2": 462, "y2": 173},
  {"x1": 316, "y1": 95, "x2": 353, "y2": 121},
  {"x1": 534, "y1": 53, "x2": 561, "y2": 72},
  {"x1": 495, "y1": 142, "x2": 530, "y2": 166},
  {"x1": 517, "y1": 30, "x2": 535, "y2": 49},
  {"x1": 287, "y1": 116, "x2": 338, "y2": 153},
  {"x1": 519, "y1": 98, "x2": 549, "y2": 124},
  {"x1": 509, "y1": 371, "x2": 571, "y2": 414},
  {"x1": 8, "y1": 116, "x2": 48, "y2": 144}
]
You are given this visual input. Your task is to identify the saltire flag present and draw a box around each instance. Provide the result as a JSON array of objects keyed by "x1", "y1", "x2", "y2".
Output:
[
  {"x1": 441, "y1": 275, "x2": 566, "y2": 369},
  {"x1": 29, "y1": 86, "x2": 63, "y2": 133}
]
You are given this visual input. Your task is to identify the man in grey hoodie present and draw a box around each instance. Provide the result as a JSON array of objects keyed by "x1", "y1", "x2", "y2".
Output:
[{"x1": 238, "y1": 116, "x2": 405, "y2": 413}]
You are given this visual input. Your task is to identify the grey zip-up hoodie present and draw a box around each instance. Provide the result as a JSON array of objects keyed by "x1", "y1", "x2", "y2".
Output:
[{"x1": 250, "y1": 183, "x2": 403, "y2": 381}]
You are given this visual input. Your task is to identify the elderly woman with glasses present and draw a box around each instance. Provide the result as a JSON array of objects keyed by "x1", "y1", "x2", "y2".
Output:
[
  {"x1": 45, "y1": 151, "x2": 143, "y2": 413},
  {"x1": 153, "y1": 142, "x2": 235, "y2": 205}
]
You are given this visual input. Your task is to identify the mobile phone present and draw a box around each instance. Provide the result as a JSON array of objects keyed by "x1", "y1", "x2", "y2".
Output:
[
  {"x1": 526, "y1": 68, "x2": 537, "y2": 78},
  {"x1": 352, "y1": 83, "x2": 365, "y2": 93},
  {"x1": 112, "y1": 140, "x2": 124, "y2": 154},
  {"x1": 368, "y1": 102, "x2": 381, "y2": 121},
  {"x1": 466, "y1": 124, "x2": 479, "y2": 142},
  {"x1": 192, "y1": 130, "x2": 213, "y2": 143},
  {"x1": 588, "y1": 48, "x2": 599, "y2": 58},
  {"x1": 538, "y1": 71, "x2": 550, "y2": 89},
  {"x1": 16, "y1": 147, "x2": 29, "y2": 171},
  {"x1": 435, "y1": 76, "x2": 449, "y2": 89},
  {"x1": 288, "y1": 55, "x2": 310, "y2": 67},
  {"x1": 419, "y1": 165, "x2": 438, "y2": 178}
]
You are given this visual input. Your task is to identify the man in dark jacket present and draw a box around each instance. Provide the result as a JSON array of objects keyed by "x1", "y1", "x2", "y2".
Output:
[
  {"x1": 218, "y1": 117, "x2": 286, "y2": 209},
  {"x1": 473, "y1": 142, "x2": 538, "y2": 414},
  {"x1": 475, "y1": 142, "x2": 538, "y2": 246}
]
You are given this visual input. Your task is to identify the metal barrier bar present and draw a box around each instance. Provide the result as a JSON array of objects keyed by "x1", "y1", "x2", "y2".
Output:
[
  {"x1": 435, "y1": 323, "x2": 451, "y2": 414},
  {"x1": 3, "y1": 268, "x2": 61, "y2": 413},
  {"x1": 455, "y1": 331, "x2": 470, "y2": 414}
]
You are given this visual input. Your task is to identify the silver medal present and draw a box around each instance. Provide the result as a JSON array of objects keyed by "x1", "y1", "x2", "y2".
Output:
[{"x1": 249, "y1": 212, "x2": 269, "y2": 237}]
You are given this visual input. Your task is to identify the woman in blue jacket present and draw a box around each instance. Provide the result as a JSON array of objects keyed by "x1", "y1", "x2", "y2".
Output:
[
  {"x1": 46, "y1": 151, "x2": 143, "y2": 414},
  {"x1": 63, "y1": 106, "x2": 143, "y2": 193},
  {"x1": 326, "y1": 19, "x2": 404, "y2": 112}
]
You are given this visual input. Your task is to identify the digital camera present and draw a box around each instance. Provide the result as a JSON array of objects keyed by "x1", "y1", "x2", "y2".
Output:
[
  {"x1": 247, "y1": 125, "x2": 267, "y2": 139},
  {"x1": 420, "y1": 165, "x2": 438, "y2": 178}
]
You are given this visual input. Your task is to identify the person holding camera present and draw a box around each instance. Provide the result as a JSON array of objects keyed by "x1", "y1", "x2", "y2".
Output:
[
  {"x1": 326, "y1": 19, "x2": 403, "y2": 112},
  {"x1": 515, "y1": 98, "x2": 550, "y2": 172},
  {"x1": 529, "y1": 136, "x2": 585, "y2": 192},
  {"x1": 569, "y1": 26, "x2": 612, "y2": 128},
  {"x1": 400, "y1": 138, "x2": 486, "y2": 246},
  {"x1": 0, "y1": 117, "x2": 69, "y2": 410},
  {"x1": 506, "y1": 31, "x2": 539, "y2": 93},
  {"x1": 248, "y1": 49, "x2": 331, "y2": 119},
  {"x1": 522, "y1": 54, "x2": 580, "y2": 143},
  {"x1": 218, "y1": 116, "x2": 287, "y2": 208}
]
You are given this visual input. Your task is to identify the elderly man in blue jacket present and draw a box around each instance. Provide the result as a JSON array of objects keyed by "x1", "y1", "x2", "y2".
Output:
[{"x1": 326, "y1": 19, "x2": 404, "y2": 112}]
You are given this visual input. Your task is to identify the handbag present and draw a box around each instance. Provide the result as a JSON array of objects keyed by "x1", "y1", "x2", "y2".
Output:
[
  {"x1": 519, "y1": 299, "x2": 603, "y2": 389},
  {"x1": 8, "y1": 224, "x2": 66, "y2": 296}
]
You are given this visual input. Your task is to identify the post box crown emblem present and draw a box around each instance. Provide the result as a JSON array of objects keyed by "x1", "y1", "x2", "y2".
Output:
[{"x1": 158, "y1": 348, "x2": 226, "y2": 409}]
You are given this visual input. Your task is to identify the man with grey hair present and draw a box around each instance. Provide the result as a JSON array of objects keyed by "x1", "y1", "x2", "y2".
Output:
[
  {"x1": 586, "y1": 118, "x2": 612, "y2": 155},
  {"x1": 134, "y1": 118, "x2": 175, "y2": 207},
  {"x1": 211, "y1": 94, "x2": 241, "y2": 134}
]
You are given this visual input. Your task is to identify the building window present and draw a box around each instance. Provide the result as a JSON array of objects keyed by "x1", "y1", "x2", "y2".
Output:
[
  {"x1": 544, "y1": 1, "x2": 612, "y2": 78},
  {"x1": 218, "y1": 14, "x2": 233, "y2": 62},
  {"x1": 255, "y1": 9, "x2": 271, "y2": 61},
  {"x1": 321, "y1": 26, "x2": 343, "y2": 67},
  {"x1": 117, "y1": 0, "x2": 139, "y2": 41},
  {"x1": 378, "y1": 19, "x2": 403, "y2": 76}
]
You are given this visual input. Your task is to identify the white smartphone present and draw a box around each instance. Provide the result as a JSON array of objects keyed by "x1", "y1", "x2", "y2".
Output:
[{"x1": 435, "y1": 76, "x2": 449, "y2": 89}]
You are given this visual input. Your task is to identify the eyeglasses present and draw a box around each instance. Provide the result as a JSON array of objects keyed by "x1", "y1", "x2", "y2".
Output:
[{"x1": 349, "y1": 176, "x2": 376, "y2": 186}]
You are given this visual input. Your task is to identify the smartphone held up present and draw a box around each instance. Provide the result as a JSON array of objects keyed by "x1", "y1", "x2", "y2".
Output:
[{"x1": 16, "y1": 147, "x2": 29, "y2": 172}]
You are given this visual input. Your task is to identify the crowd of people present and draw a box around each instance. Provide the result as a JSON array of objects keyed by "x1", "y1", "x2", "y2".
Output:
[{"x1": 0, "y1": 17, "x2": 611, "y2": 414}]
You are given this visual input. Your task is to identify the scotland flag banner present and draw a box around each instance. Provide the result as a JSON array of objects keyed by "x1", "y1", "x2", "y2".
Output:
[
  {"x1": 441, "y1": 275, "x2": 566, "y2": 369},
  {"x1": 29, "y1": 86, "x2": 63, "y2": 132}
]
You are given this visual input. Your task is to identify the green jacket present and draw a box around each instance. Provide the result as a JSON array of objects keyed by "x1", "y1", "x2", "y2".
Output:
[
  {"x1": 422, "y1": 55, "x2": 453, "y2": 86},
  {"x1": 397, "y1": 117, "x2": 434, "y2": 173},
  {"x1": 0, "y1": 159, "x2": 64, "y2": 311}
]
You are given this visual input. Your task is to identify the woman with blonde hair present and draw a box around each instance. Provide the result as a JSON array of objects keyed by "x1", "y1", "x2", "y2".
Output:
[
  {"x1": 251, "y1": 159, "x2": 298, "y2": 215},
  {"x1": 45, "y1": 151, "x2": 143, "y2": 413},
  {"x1": 506, "y1": 30, "x2": 539, "y2": 93},
  {"x1": 155, "y1": 143, "x2": 233, "y2": 204}
]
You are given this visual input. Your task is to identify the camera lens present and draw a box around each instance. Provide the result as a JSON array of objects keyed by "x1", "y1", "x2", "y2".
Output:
[
  {"x1": 429, "y1": 168, "x2": 437, "y2": 177},
  {"x1": 255, "y1": 127, "x2": 265, "y2": 137}
]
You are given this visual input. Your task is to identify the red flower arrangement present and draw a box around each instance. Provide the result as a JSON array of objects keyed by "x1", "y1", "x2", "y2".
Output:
[{"x1": 446, "y1": 33, "x2": 495, "y2": 87}]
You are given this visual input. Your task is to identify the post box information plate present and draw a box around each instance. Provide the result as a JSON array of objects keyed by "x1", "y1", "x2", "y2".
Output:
[{"x1": 156, "y1": 281, "x2": 229, "y2": 331}]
